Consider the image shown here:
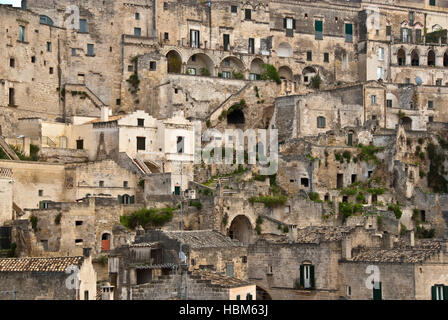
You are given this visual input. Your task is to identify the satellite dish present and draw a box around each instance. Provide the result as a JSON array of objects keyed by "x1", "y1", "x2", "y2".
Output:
[{"x1": 415, "y1": 77, "x2": 423, "y2": 86}]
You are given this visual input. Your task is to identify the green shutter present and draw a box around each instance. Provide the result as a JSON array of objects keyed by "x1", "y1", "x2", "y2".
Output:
[
  {"x1": 348, "y1": 133, "x2": 353, "y2": 146},
  {"x1": 236, "y1": 295, "x2": 240, "y2": 300},
  {"x1": 432, "y1": 285, "x2": 437, "y2": 300},
  {"x1": 299, "y1": 265, "x2": 304, "y2": 288},
  {"x1": 39, "y1": 201, "x2": 44, "y2": 209},
  {"x1": 310, "y1": 265, "x2": 315, "y2": 288},
  {"x1": 315, "y1": 20, "x2": 323, "y2": 32},
  {"x1": 373, "y1": 282, "x2": 382, "y2": 300},
  {"x1": 345, "y1": 23, "x2": 353, "y2": 35},
  {"x1": 444, "y1": 286, "x2": 448, "y2": 300},
  {"x1": 130, "y1": 196, "x2": 135, "y2": 204},
  {"x1": 118, "y1": 195, "x2": 123, "y2": 204}
]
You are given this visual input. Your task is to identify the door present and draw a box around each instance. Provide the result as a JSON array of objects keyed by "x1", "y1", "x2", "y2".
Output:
[
  {"x1": 373, "y1": 282, "x2": 382, "y2": 300},
  {"x1": 101, "y1": 233, "x2": 111, "y2": 251},
  {"x1": 223, "y1": 34, "x2": 230, "y2": 51}
]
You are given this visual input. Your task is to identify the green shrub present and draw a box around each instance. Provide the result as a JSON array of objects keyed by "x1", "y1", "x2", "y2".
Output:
[
  {"x1": 232, "y1": 71, "x2": 244, "y2": 79},
  {"x1": 189, "y1": 200, "x2": 202, "y2": 210},
  {"x1": 416, "y1": 226, "x2": 435, "y2": 239},
  {"x1": 206, "y1": 120, "x2": 211, "y2": 128},
  {"x1": 339, "y1": 202, "x2": 363, "y2": 220},
  {"x1": 120, "y1": 207, "x2": 175, "y2": 229},
  {"x1": 400, "y1": 223, "x2": 407, "y2": 236},
  {"x1": 54, "y1": 213, "x2": 62, "y2": 225},
  {"x1": 249, "y1": 195, "x2": 287, "y2": 207},
  {"x1": 260, "y1": 64, "x2": 281, "y2": 84},
  {"x1": 30, "y1": 216, "x2": 38, "y2": 232},
  {"x1": 388, "y1": 203, "x2": 402, "y2": 220},
  {"x1": 222, "y1": 213, "x2": 229, "y2": 226},
  {"x1": 282, "y1": 225, "x2": 289, "y2": 233},
  {"x1": 308, "y1": 192, "x2": 323, "y2": 203},
  {"x1": 200, "y1": 67, "x2": 210, "y2": 76},
  {"x1": 341, "y1": 187, "x2": 358, "y2": 196},
  {"x1": 310, "y1": 74, "x2": 322, "y2": 89},
  {"x1": 357, "y1": 144, "x2": 384, "y2": 165},
  {"x1": 126, "y1": 73, "x2": 140, "y2": 91}
]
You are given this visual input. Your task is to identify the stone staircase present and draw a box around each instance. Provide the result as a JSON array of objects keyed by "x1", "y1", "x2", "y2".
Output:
[
  {"x1": 64, "y1": 83, "x2": 108, "y2": 109},
  {"x1": 0, "y1": 135, "x2": 19, "y2": 160},
  {"x1": 207, "y1": 82, "x2": 251, "y2": 123}
]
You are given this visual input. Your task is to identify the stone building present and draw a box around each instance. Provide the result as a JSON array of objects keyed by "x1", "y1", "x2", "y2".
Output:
[{"x1": 0, "y1": 248, "x2": 97, "y2": 300}]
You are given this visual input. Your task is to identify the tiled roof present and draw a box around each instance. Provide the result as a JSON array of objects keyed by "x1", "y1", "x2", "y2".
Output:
[
  {"x1": 0, "y1": 256, "x2": 84, "y2": 272},
  {"x1": 90, "y1": 115, "x2": 124, "y2": 123},
  {"x1": 130, "y1": 242, "x2": 161, "y2": 248},
  {"x1": 296, "y1": 226, "x2": 355, "y2": 244},
  {"x1": 163, "y1": 230, "x2": 244, "y2": 248},
  {"x1": 191, "y1": 270, "x2": 253, "y2": 289},
  {"x1": 351, "y1": 247, "x2": 440, "y2": 263}
]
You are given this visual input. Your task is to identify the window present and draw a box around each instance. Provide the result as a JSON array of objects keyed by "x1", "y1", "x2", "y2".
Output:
[
  {"x1": 137, "y1": 137, "x2": 146, "y2": 151},
  {"x1": 429, "y1": 116, "x2": 434, "y2": 123},
  {"x1": 123, "y1": 181, "x2": 129, "y2": 188},
  {"x1": 38, "y1": 190, "x2": 43, "y2": 197},
  {"x1": 31, "y1": 56, "x2": 35, "y2": 63},
  {"x1": 71, "y1": 48, "x2": 76, "y2": 56},
  {"x1": 248, "y1": 38, "x2": 255, "y2": 54},
  {"x1": 387, "y1": 99, "x2": 393, "y2": 108},
  {"x1": 128, "y1": 65, "x2": 134, "y2": 72},
  {"x1": 8, "y1": 88, "x2": 15, "y2": 106},
  {"x1": 47, "y1": 42, "x2": 52, "y2": 52},
  {"x1": 222, "y1": 71, "x2": 231, "y2": 79},
  {"x1": 49, "y1": 67, "x2": 54, "y2": 74},
  {"x1": 116, "y1": 99, "x2": 121, "y2": 105},
  {"x1": 137, "y1": 118, "x2": 144, "y2": 127},
  {"x1": 373, "y1": 282, "x2": 382, "y2": 300},
  {"x1": 76, "y1": 221, "x2": 83, "y2": 226},
  {"x1": 351, "y1": 174, "x2": 357, "y2": 184},
  {"x1": 386, "y1": 26, "x2": 391, "y2": 36},
  {"x1": 378, "y1": 47, "x2": 384, "y2": 61},
  {"x1": 345, "y1": 23, "x2": 353, "y2": 42},
  {"x1": 226, "y1": 263, "x2": 234, "y2": 277},
  {"x1": 416, "y1": 29, "x2": 422, "y2": 43},
  {"x1": 75, "y1": 239, "x2": 83, "y2": 245},
  {"x1": 187, "y1": 68, "x2": 196, "y2": 75},
  {"x1": 377, "y1": 67, "x2": 383, "y2": 80},
  {"x1": 317, "y1": 116, "x2": 326, "y2": 128},
  {"x1": 324, "y1": 53, "x2": 329, "y2": 63},
  {"x1": 347, "y1": 286, "x2": 351, "y2": 297},
  {"x1": 372, "y1": 115, "x2": 377, "y2": 120},
  {"x1": 19, "y1": 25, "x2": 25, "y2": 42},
  {"x1": 190, "y1": 29, "x2": 200, "y2": 48},
  {"x1": 371, "y1": 95, "x2": 377, "y2": 104},
  {"x1": 164, "y1": 32, "x2": 169, "y2": 40},
  {"x1": 134, "y1": 28, "x2": 142, "y2": 37},
  {"x1": 135, "y1": 12, "x2": 140, "y2": 20},
  {"x1": 300, "y1": 264, "x2": 315, "y2": 289},
  {"x1": 402, "y1": 28, "x2": 409, "y2": 43},
  {"x1": 409, "y1": 12, "x2": 415, "y2": 25},
  {"x1": 79, "y1": 19, "x2": 87, "y2": 33},
  {"x1": 223, "y1": 34, "x2": 230, "y2": 51},
  {"x1": 284, "y1": 17, "x2": 295, "y2": 37},
  {"x1": 245, "y1": 9, "x2": 251, "y2": 20},
  {"x1": 429, "y1": 0, "x2": 436, "y2": 6},
  {"x1": 301, "y1": 178, "x2": 309, "y2": 187},
  {"x1": 231, "y1": 5, "x2": 237, "y2": 13},
  {"x1": 428, "y1": 101, "x2": 434, "y2": 109},
  {"x1": 39, "y1": 15, "x2": 54, "y2": 26},
  {"x1": 307, "y1": 51, "x2": 312, "y2": 61},
  {"x1": 150, "y1": 61, "x2": 156, "y2": 70},
  {"x1": 177, "y1": 136, "x2": 185, "y2": 154},
  {"x1": 87, "y1": 44, "x2": 95, "y2": 56},
  {"x1": 246, "y1": 293, "x2": 253, "y2": 300},
  {"x1": 285, "y1": 206, "x2": 291, "y2": 214},
  {"x1": 436, "y1": 79, "x2": 442, "y2": 86},
  {"x1": 9, "y1": 58, "x2": 15, "y2": 68},
  {"x1": 76, "y1": 139, "x2": 84, "y2": 150},
  {"x1": 84, "y1": 291, "x2": 89, "y2": 300},
  {"x1": 163, "y1": 2, "x2": 168, "y2": 10},
  {"x1": 405, "y1": 78, "x2": 411, "y2": 84},
  {"x1": 315, "y1": 20, "x2": 323, "y2": 40},
  {"x1": 99, "y1": 181, "x2": 104, "y2": 187}
]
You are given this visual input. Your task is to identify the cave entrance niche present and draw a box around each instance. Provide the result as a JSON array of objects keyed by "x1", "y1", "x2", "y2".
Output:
[
  {"x1": 256, "y1": 286, "x2": 272, "y2": 300},
  {"x1": 228, "y1": 215, "x2": 253, "y2": 245}
]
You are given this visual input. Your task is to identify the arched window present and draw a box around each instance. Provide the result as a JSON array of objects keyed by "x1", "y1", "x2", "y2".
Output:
[
  {"x1": 39, "y1": 15, "x2": 54, "y2": 26},
  {"x1": 428, "y1": 50, "x2": 436, "y2": 66},
  {"x1": 317, "y1": 116, "x2": 326, "y2": 128},
  {"x1": 411, "y1": 50, "x2": 419, "y2": 66},
  {"x1": 300, "y1": 262, "x2": 315, "y2": 289},
  {"x1": 397, "y1": 48, "x2": 406, "y2": 66}
]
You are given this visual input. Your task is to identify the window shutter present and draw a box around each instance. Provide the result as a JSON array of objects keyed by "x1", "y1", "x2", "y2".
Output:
[
  {"x1": 293, "y1": 19, "x2": 296, "y2": 30},
  {"x1": 431, "y1": 286, "x2": 437, "y2": 300},
  {"x1": 444, "y1": 286, "x2": 448, "y2": 300},
  {"x1": 130, "y1": 196, "x2": 135, "y2": 204},
  {"x1": 118, "y1": 195, "x2": 123, "y2": 204},
  {"x1": 408, "y1": 30, "x2": 413, "y2": 43},
  {"x1": 190, "y1": 30, "x2": 193, "y2": 45},
  {"x1": 345, "y1": 23, "x2": 353, "y2": 35},
  {"x1": 315, "y1": 20, "x2": 323, "y2": 32},
  {"x1": 198, "y1": 30, "x2": 200, "y2": 47},
  {"x1": 299, "y1": 265, "x2": 304, "y2": 288},
  {"x1": 310, "y1": 265, "x2": 315, "y2": 288},
  {"x1": 283, "y1": 18, "x2": 286, "y2": 29},
  {"x1": 39, "y1": 201, "x2": 44, "y2": 209}
]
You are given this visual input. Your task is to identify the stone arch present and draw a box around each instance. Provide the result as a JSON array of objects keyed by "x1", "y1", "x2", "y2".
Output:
[
  {"x1": 186, "y1": 53, "x2": 215, "y2": 76},
  {"x1": 411, "y1": 49, "x2": 420, "y2": 66},
  {"x1": 397, "y1": 48, "x2": 406, "y2": 65},
  {"x1": 401, "y1": 116, "x2": 412, "y2": 130},
  {"x1": 166, "y1": 50, "x2": 182, "y2": 74},
  {"x1": 428, "y1": 49, "x2": 436, "y2": 66},
  {"x1": 249, "y1": 58, "x2": 264, "y2": 80},
  {"x1": 256, "y1": 286, "x2": 272, "y2": 300},
  {"x1": 228, "y1": 215, "x2": 253, "y2": 244},
  {"x1": 219, "y1": 56, "x2": 245, "y2": 79},
  {"x1": 227, "y1": 109, "x2": 245, "y2": 124},
  {"x1": 278, "y1": 66, "x2": 293, "y2": 81},
  {"x1": 277, "y1": 42, "x2": 293, "y2": 58},
  {"x1": 302, "y1": 66, "x2": 317, "y2": 84}
]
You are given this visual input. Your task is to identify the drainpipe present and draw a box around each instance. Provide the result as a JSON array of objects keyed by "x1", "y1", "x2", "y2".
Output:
[{"x1": 384, "y1": 87, "x2": 387, "y2": 128}]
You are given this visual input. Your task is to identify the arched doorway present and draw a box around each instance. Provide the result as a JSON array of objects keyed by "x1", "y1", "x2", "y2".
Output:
[
  {"x1": 166, "y1": 50, "x2": 182, "y2": 73},
  {"x1": 101, "y1": 233, "x2": 111, "y2": 251},
  {"x1": 256, "y1": 286, "x2": 272, "y2": 300},
  {"x1": 428, "y1": 50, "x2": 436, "y2": 66},
  {"x1": 278, "y1": 66, "x2": 293, "y2": 81},
  {"x1": 228, "y1": 215, "x2": 252, "y2": 244},
  {"x1": 227, "y1": 109, "x2": 245, "y2": 124},
  {"x1": 401, "y1": 117, "x2": 412, "y2": 130},
  {"x1": 397, "y1": 48, "x2": 406, "y2": 65},
  {"x1": 186, "y1": 53, "x2": 215, "y2": 76},
  {"x1": 411, "y1": 50, "x2": 419, "y2": 66}
]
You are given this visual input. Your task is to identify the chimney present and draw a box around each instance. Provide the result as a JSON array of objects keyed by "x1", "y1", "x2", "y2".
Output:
[
  {"x1": 288, "y1": 225, "x2": 297, "y2": 243},
  {"x1": 342, "y1": 235, "x2": 352, "y2": 259},
  {"x1": 101, "y1": 106, "x2": 109, "y2": 122},
  {"x1": 83, "y1": 247, "x2": 92, "y2": 258},
  {"x1": 406, "y1": 230, "x2": 415, "y2": 247}
]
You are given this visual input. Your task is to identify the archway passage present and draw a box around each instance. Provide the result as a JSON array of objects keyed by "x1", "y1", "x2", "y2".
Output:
[
  {"x1": 166, "y1": 50, "x2": 182, "y2": 73},
  {"x1": 397, "y1": 48, "x2": 406, "y2": 66},
  {"x1": 278, "y1": 66, "x2": 293, "y2": 81},
  {"x1": 219, "y1": 56, "x2": 245, "y2": 79},
  {"x1": 102, "y1": 233, "x2": 111, "y2": 251},
  {"x1": 228, "y1": 215, "x2": 252, "y2": 244},
  {"x1": 186, "y1": 53, "x2": 215, "y2": 76},
  {"x1": 250, "y1": 58, "x2": 264, "y2": 80},
  {"x1": 302, "y1": 66, "x2": 317, "y2": 84},
  {"x1": 277, "y1": 42, "x2": 293, "y2": 58},
  {"x1": 256, "y1": 286, "x2": 272, "y2": 300}
]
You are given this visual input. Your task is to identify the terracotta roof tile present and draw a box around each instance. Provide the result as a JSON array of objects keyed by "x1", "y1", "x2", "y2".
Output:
[
  {"x1": 191, "y1": 270, "x2": 253, "y2": 289},
  {"x1": 0, "y1": 256, "x2": 84, "y2": 272}
]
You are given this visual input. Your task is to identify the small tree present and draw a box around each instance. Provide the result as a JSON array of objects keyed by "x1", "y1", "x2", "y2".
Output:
[{"x1": 310, "y1": 74, "x2": 322, "y2": 89}]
